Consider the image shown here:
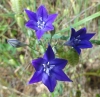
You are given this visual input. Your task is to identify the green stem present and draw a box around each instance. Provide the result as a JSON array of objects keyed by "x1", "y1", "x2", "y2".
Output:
[
  {"x1": 51, "y1": 92, "x2": 54, "y2": 97},
  {"x1": 50, "y1": 34, "x2": 52, "y2": 44},
  {"x1": 84, "y1": 72, "x2": 100, "y2": 77}
]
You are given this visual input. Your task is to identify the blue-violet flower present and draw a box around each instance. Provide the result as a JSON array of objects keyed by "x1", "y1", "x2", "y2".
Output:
[
  {"x1": 25, "y1": 5, "x2": 57, "y2": 40},
  {"x1": 28, "y1": 44, "x2": 72, "y2": 92},
  {"x1": 64, "y1": 27, "x2": 95, "y2": 54}
]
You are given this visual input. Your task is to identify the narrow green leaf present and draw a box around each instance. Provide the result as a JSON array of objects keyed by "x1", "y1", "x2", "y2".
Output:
[
  {"x1": 90, "y1": 40, "x2": 100, "y2": 45},
  {"x1": 57, "y1": 11, "x2": 100, "y2": 33}
]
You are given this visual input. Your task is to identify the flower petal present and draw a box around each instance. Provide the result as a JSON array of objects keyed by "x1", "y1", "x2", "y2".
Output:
[
  {"x1": 37, "y1": 5, "x2": 48, "y2": 21},
  {"x1": 35, "y1": 29, "x2": 45, "y2": 40},
  {"x1": 78, "y1": 40, "x2": 92, "y2": 48},
  {"x1": 64, "y1": 40, "x2": 73, "y2": 46},
  {"x1": 25, "y1": 20, "x2": 38, "y2": 31},
  {"x1": 46, "y1": 14, "x2": 58, "y2": 24},
  {"x1": 75, "y1": 27, "x2": 86, "y2": 37},
  {"x1": 44, "y1": 24, "x2": 54, "y2": 31},
  {"x1": 32, "y1": 58, "x2": 46, "y2": 71},
  {"x1": 28, "y1": 68, "x2": 43, "y2": 84},
  {"x1": 43, "y1": 44, "x2": 55, "y2": 61},
  {"x1": 42, "y1": 73, "x2": 57, "y2": 92},
  {"x1": 70, "y1": 28, "x2": 76, "y2": 40},
  {"x1": 73, "y1": 46, "x2": 81, "y2": 54},
  {"x1": 25, "y1": 9, "x2": 37, "y2": 21},
  {"x1": 52, "y1": 68, "x2": 72, "y2": 81},
  {"x1": 80, "y1": 33, "x2": 95, "y2": 40},
  {"x1": 50, "y1": 58, "x2": 67, "y2": 69}
]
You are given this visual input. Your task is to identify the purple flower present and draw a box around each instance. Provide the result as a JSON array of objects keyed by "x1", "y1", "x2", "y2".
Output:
[
  {"x1": 64, "y1": 27, "x2": 95, "y2": 54},
  {"x1": 25, "y1": 5, "x2": 57, "y2": 40},
  {"x1": 28, "y1": 44, "x2": 71, "y2": 92}
]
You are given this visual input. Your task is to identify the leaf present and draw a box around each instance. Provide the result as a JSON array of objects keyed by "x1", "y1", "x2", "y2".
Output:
[
  {"x1": 90, "y1": 40, "x2": 100, "y2": 45},
  {"x1": 65, "y1": 48, "x2": 79, "y2": 66},
  {"x1": 57, "y1": 11, "x2": 100, "y2": 34},
  {"x1": 96, "y1": 94, "x2": 100, "y2": 97}
]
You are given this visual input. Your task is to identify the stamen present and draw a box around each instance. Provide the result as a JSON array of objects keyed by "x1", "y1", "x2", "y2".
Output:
[
  {"x1": 47, "y1": 62, "x2": 49, "y2": 65},
  {"x1": 42, "y1": 62, "x2": 55, "y2": 76},
  {"x1": 37, "y1": 17, "x2": 45, "y2": 29},
  {"x1": 77, "y1": 35, "x2": 80, "y2": 38}
]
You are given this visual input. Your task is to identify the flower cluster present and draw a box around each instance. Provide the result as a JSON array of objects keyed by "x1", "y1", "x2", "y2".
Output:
[
  {"x1": 25, "y1": 5, "x2": 95, "y2": 92},
  {"x1": 8, "y1": 5, "x2": 95, "y2": 93}
]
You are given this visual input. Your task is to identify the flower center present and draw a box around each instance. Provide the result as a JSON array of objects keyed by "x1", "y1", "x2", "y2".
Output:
[
  {"x1": 73, "y1": 35, "x2": 81, "y2": 45},
  {"x1": 37, "y1": 17, "x2": 45, "y2": 29},
  {"x1": 42, "y1": 62, "x2": 55, "y2": 76}
]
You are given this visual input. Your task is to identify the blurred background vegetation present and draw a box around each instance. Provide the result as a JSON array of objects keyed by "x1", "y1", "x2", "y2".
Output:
[{"x1": 0, "y1": 0, "x2": 100, "y2": 97}]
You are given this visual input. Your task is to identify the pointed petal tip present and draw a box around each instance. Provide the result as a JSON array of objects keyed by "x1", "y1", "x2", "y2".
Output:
[
  {"x1": 31, "y1": 60, "x2": 34, "y2": 65},
  {"x1": 63, "y1": 41, "x2": 70, "y2": 46},
  {"x1": 37, "y1": 5, "x2": 47, "y2": 12},
  {"x1": 39, "y1": 5, "x2": 45, "y2": 8},
  {"x1": 88, "y1": 33, "x2": 95, "y2": 40},
  {"x1": 27, "y1": 81, "x2": 34, "y2": 85},
  {"x1": 27, "y1": 82, "x2": 30, "y2": 85},
  {"x1": 24, "y1": 9, "x2": 32, "y2": 14},
  {"x1": 90, "y1": 33, "x2": 95, "y2": 37},
  {"x1": 42, "y1": 73, "x2": 56, "y2": 93},
  {"x1": 53, "y1": 13, "x2": 58, "y2": 17},
  {"x1": 48, "y1": 43, "x2": 51, "y2": 47},
  {"x1": 50, "y1": 90, "x2": 54, "y2": 92},
  {"x1": 81, "y1": 27, "x2": 86, "y2": 31},
  {"x1": 27, "y1": 80, "x2": 33, "y2": 85},
  {"x1": 65, "y1": 79, "x2": 73, "y2": 82},
  {"x1": 25, "y1": 23, "x2": 28, "y2": 27},
  {"x1": 73, "y1": 46, "x2": 81, "y2": 55},
  {"x1": 77, "y1": 52, "x2": 81, "y2": 55},
  {"x1": 24, "y1": 8, "x2": 27, "y2": 11},
  {"x1": 68, "y1": 79, "x2": 73, "y2": 82},
  {"x1": 24, "y1": 9, "x2": 28, "y2": 12},
  {"x1": 83, "y1": 27, "x2": 86, "y2": 29},
  {"x1": 71, "y1": 27, "x2": 75, "y2": 30}
]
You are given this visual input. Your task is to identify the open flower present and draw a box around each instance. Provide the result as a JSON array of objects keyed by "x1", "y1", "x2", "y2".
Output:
[
  {"x1": 28, "y1": 44, "x2": 71, "y2": 92},
  {"x1": 64, "y1": 27, "x2": 95, "y2": 54},
  {"x1": 25, "y1": 5, "x2": 57, "y2": 40}
]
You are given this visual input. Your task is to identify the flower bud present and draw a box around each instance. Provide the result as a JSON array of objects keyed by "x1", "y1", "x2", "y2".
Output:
[{"x1": 7, "y1": 39, "x2": 27, "y2": 48}]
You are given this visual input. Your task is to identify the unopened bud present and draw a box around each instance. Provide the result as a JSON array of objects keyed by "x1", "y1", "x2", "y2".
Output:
[{"x1": 7, "y1": 39, "x2": 27, "y2": 48}]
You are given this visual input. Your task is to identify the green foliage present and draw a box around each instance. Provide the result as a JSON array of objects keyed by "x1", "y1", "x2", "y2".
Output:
[
  {"x1": 10, "y1": 0, "x2": 24, "y2": 14},
  {"x1": 15, "y1": 14, "x2": 25, "y2": 29},
  {"x1": 53, "y1": 82, "x2": 64, "y2": 97},
  {"x1": 0, "y1": 0, "x2": 100, "y2": 96},
  {"x1": 0, "y1": 43, "x2": 21, "y2": 67},
  {"x1": 91, "y1": 40, "x2": 100, "y2": 45},
  {"x1": 65, "y1": 48, "x2": 79, "y2": 66},
  {"x1": 96, "y1": 94, "x2": 100, "y2": 97},
  {"x1": 56, "y1": 45, "x2": 79, "y2": 66},
  {"x1": 56, "y1": 11, "x2": 100, "y2": 34}
]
